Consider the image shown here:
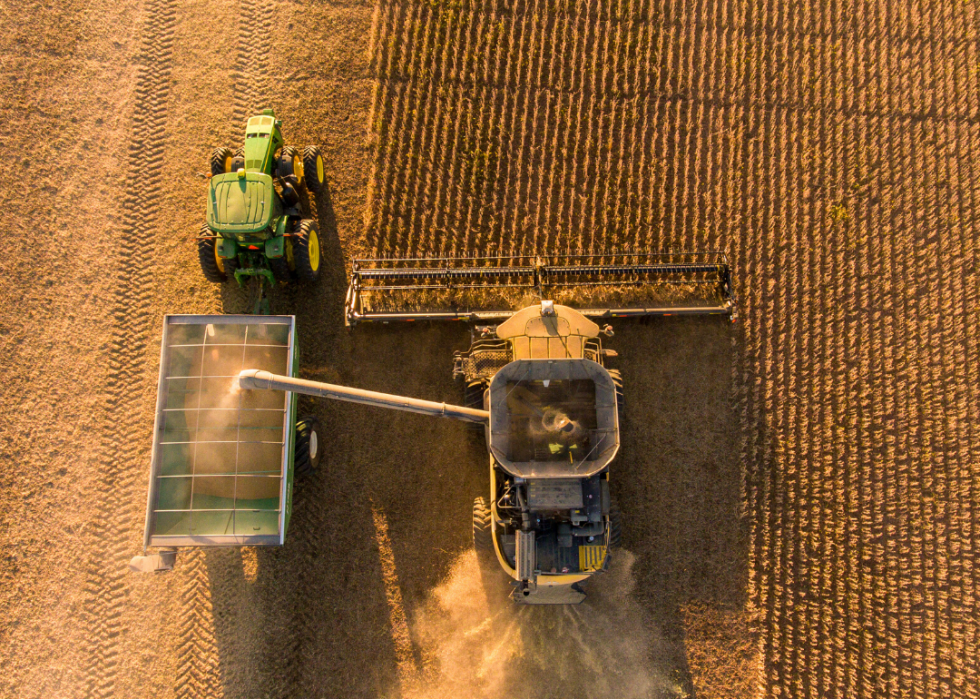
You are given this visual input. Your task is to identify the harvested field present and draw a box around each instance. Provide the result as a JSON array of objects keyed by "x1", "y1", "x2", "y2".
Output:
[{"x1": 0, "y1": 0, "x2": 977, "y2": 698}]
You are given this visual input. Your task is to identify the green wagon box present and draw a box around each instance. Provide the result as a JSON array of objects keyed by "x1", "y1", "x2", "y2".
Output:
[{"x1": 133, "y1": 314, "x2": 320, "y2": 571}]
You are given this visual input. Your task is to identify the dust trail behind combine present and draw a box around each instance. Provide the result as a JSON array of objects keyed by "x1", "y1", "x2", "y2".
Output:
[{"x1": 404, "y1": 550, "x2": 678, "y2": 699}]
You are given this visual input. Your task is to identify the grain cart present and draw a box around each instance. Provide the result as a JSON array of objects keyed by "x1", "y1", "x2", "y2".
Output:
[
  {"x1": 130, "y1": 314, "x2": 321, "y2": 572},
  {"x1": 197, "y1": 109, "x2": 327, "y2": 312},
  {"x1": 233, "y1": 251, "x2": 736, "y2": 603}
]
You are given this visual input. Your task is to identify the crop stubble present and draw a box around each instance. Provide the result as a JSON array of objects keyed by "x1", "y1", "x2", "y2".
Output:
[{"x1": 367, "y1": 0, "x2": 980, "y2": 696}]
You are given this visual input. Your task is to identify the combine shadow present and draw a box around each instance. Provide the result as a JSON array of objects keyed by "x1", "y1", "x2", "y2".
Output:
[{"x1": 201, "y1": 283, "x2": 744, "y2": 697}]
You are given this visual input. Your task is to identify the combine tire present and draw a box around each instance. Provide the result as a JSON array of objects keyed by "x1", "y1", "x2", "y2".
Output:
[
  {"x1": 294, "y1": 415, "x2": 322, "y2": 477},
  {"x1": 464, "y1": 381, "x2": 487, "y2": 439},
  {"x1": 292, "y1": 220, "x2": 321, "y2": 283},
  {"x1": 303, "y1": 146, "x2": 325, "y2": 193},
  {"x1": 210, "y1": 147, "x2": 233, "y2": 177},
  {"x1": 231, "y1": 146, "x2": 245, "y2": 172},
  {"x1": 473, "y1": 497, "x2": 493, "y2": 559},
  {"x1": 608, "y1": 496, "x2": 622, "y2": 549},
  {"x1": 197, "y1": 224, "x2": 226, "y2": 283},
  {"x1": 278, "y1": 146, "x2": 303, "y2": 185}
]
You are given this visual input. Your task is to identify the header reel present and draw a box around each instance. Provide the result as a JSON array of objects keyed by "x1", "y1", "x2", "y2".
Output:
[{"x1": 344, "y1": 252, "x2": 737, "y2": 326}]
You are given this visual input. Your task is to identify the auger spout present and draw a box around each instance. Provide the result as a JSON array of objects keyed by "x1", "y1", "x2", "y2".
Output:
[{"x1": 237, "y1": 369, "x2": 489, "y2": 424}]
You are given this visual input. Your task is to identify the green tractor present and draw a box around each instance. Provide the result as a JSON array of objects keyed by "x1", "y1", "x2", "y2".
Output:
[{"x1": 198, "y1": 108, "x2": 326, "y2": 293}]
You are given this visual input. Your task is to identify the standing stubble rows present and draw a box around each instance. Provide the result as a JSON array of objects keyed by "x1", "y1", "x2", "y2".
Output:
[{"x1": 368, "y1": 0, "x2": 980, "y2": 696}]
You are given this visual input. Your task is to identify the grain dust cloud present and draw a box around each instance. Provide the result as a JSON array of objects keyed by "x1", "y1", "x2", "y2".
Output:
[{"x1": 401, "y1": 550, "x2": 682, "y2": 699}]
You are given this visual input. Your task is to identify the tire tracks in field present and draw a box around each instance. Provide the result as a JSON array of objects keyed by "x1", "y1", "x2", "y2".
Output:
[
  {"x1": 79, "y1": 0, "x2": 177, "y2": 695},
  {"x1": 171, "y1": 1, "x2": 277, "y2": 695}
]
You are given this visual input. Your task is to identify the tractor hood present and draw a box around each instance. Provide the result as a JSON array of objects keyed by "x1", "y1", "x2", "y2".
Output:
[{"x1": 207, "y1": 172, "x2": 278, "y2": 235}]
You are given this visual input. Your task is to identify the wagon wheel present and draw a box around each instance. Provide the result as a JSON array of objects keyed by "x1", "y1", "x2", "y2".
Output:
[
  {"x1": 294, "y1": 415, "x2": 322, "y2": 477},
  {"x1": 197, "y1": 224, "x2": 226, "y2": 283}
]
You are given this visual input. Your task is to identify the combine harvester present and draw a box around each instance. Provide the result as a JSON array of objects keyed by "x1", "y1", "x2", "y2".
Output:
[{"x1": 134, "y1": 252, "x2": 735, "y2": 604}]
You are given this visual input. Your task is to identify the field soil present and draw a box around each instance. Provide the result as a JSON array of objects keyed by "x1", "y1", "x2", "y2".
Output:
[{"x1": 1, "y1": 0, "x2": 977, "y2": 697}]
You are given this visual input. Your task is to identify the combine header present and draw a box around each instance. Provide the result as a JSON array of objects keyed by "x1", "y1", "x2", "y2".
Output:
[{"x1": 345, "y1": 252, "x2": 736, "y2": 325}]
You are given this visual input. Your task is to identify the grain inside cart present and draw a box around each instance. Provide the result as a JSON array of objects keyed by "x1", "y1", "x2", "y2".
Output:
[{"x1": 130, "y1": 315, "x2": 320, "y2": 572}]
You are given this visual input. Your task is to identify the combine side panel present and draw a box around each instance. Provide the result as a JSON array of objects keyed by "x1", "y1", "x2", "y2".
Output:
[{"x1": 345, "y1": 253, "x2": 736, "y2": 325}]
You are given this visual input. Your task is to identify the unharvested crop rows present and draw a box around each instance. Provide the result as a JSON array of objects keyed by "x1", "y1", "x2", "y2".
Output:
[{"x1": 368, "y1": 0, "x2": 980, "y2": 695}]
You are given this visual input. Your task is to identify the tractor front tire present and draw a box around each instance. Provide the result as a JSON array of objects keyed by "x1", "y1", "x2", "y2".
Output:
[
  {"x1": 303, "y1": 146, "x2": 325, "y2": 193},
  {"x1": 197, "y1": 225, "x2": 226, "y2": 283},
  {"x1": 293, "y1": 220, "x2": 321, "y2": 283},
  {"x1": 294, "y1": 415, "x2": 322, "y2": 477},
  {"x1": 210, "y1": 147, "x2": 233, "y2": 177}
]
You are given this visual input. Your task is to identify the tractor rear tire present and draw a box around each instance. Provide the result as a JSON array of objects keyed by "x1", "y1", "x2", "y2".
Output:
[
  {"x1": 210, "y1": 147, "x2": 233, "y2": 177},
  {"x1": 294, "y1": 415, "x2": 322, "y2": 477},
  {"x1": 473, "y1": 497, "x2": 493, "y2": 557},
  {"x1": 278, "y1": 146, "x2": 304, "y2": 185},
  {"x1": 303, "y1": 146, "x2": 325, "y2": 193},
  {"x1": 292, "y1": 220, "x2": 321, "y2": 283},
  {"x1": 197, "y1": 224, "x2": 226, "y2": 283}
]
